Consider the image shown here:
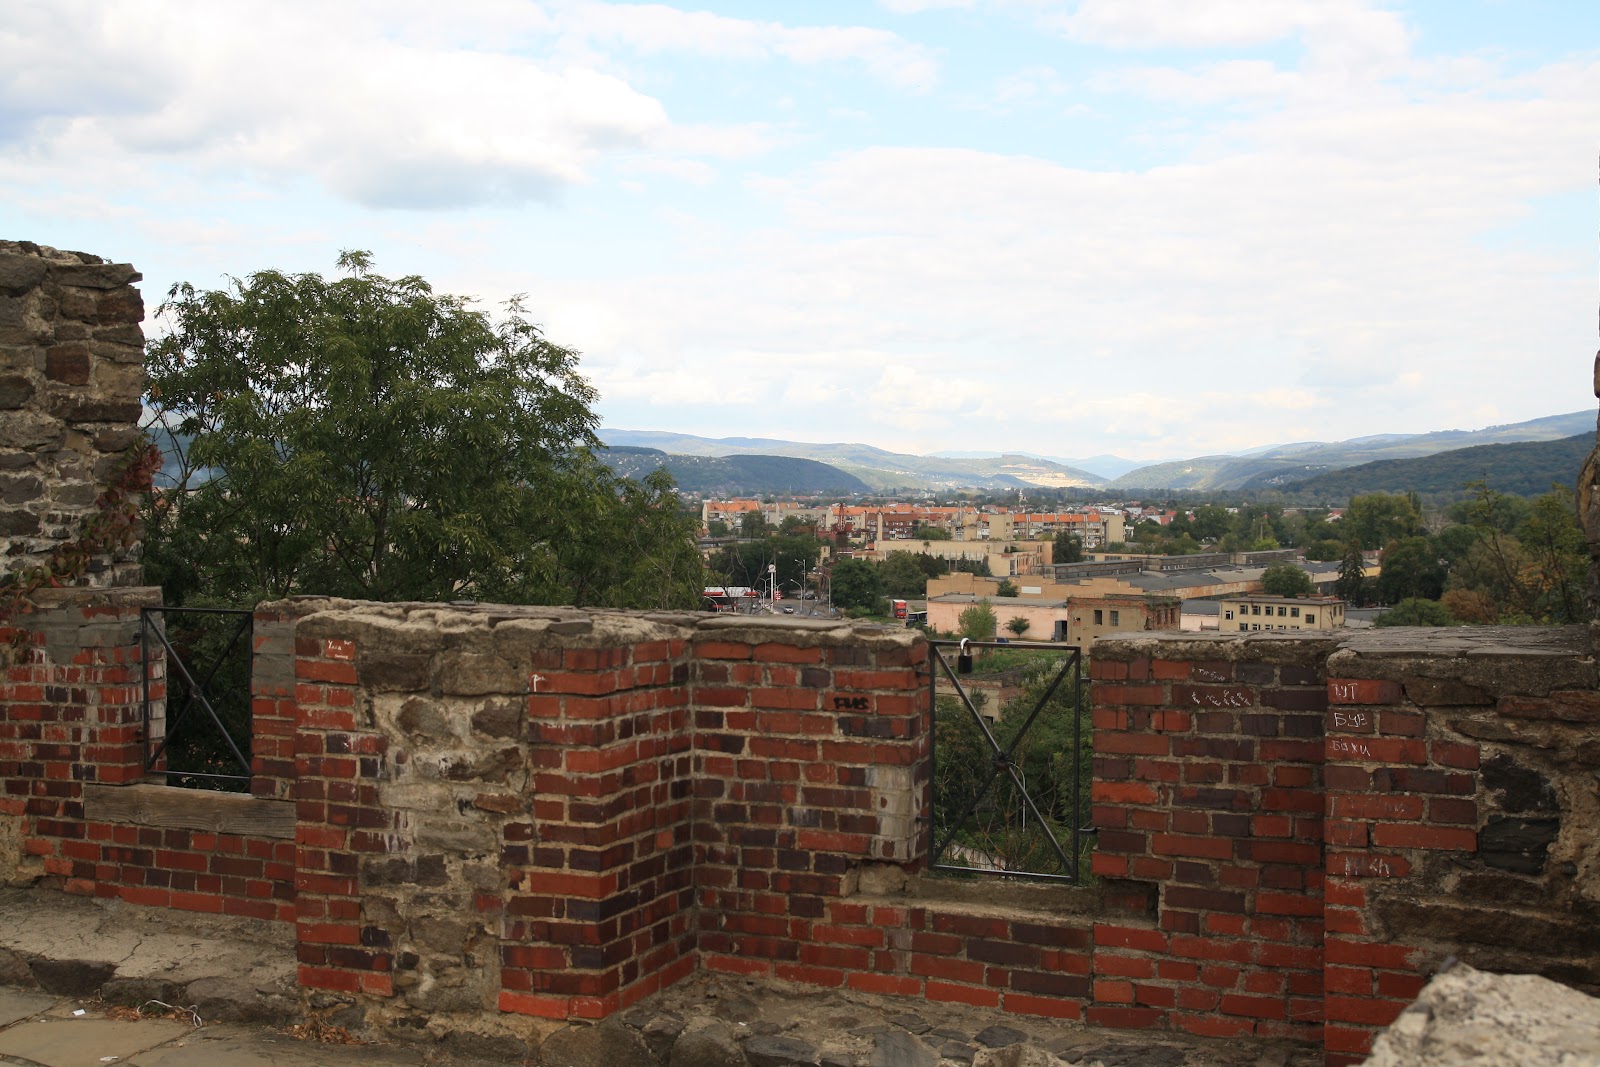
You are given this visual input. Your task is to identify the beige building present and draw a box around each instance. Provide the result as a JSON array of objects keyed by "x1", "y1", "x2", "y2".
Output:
[
  {"x1": 1219, "y1": 595, "x2": 1346, "y2": 632},
  {"x1": 926, "y1": 592, "x2": 1181, "y2": 645}
]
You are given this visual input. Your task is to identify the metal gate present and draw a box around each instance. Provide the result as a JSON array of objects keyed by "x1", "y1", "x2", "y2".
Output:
[
  {"x1": 927, "y1": 639, "x2": 1090, "y2": 882},
  {"x1": 140, "y1": 606, "x2": 254, "y2": 790}
]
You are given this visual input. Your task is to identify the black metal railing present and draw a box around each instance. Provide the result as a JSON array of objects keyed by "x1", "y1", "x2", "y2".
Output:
[
  {"x1": 140, "y1": 606, "x2": 254, "y2": 791},
  {"x1": 927, "y1": 639, "x2": 1091, "y2": 882}
]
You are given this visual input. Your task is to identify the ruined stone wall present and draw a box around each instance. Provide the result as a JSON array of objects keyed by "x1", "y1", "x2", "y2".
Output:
[
  {"x1": 0, "y1": 241, "x2": 147, "y2": 587},
  {"x1": 9, "y1": 600, "x2": 1600, "y2": 1064},
  {"x1": 1318, "y1": 625, "x2": 1600, "y2": 1063}
]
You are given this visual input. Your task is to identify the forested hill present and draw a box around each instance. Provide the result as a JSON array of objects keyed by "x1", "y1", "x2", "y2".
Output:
[
  {"x1": 601, "y1": 447, "x2": 871, "y2": 495},
  {"x1": 1280, "y1": 433, "x2": 1592, "y2": 498}
]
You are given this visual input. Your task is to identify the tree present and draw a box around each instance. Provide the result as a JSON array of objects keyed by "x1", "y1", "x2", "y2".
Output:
[
  {"x1": 1376, "y1": 536, "x2": 1445, "y2": 604},
  {"x1": 912, "y1": 524, "x2": 952, "y2": 540},
  {"x1": 1005, "y1": 616, "x2": 1031, "y2": 637},
  {"x1": 1345, "y1": 493, "x2": 1424, "y2": 551},
  {"x1": 1053, "y1": 532, "x2": 1084, "y2": 563},
  {"x1": 1260, "y1": 563, "x2": 1314, "y2": 597},
  {"x1": 1303, "y1": 539, "x2": 1345, "y2": 562},
  {"x1": 1335, "y1": 542, "x2": 1367, "y2": 605},
  {"x1": 738, "y1": 511, "x2": 769, "y2": 538},
  {"x1": 142, "y1": 251, "x2": 702, "y2": 609},
  {"x1": 1374, "y1": 598, "x2": 1454, "y2": 627},
  {"x1": 1446, "y1": 482, "x2": 1587, "y2": 624},
  {"x1": 1190, "y1": 505, "x2": 1232, "y2": 542},
  {"x1": 829, "y1": 558, "x2": 881, "y2": 611},
  {"x1": 958, "y1": 598, "x2": 998, "y2": 640},
  {"x1": 706, "y1": 519, "x2": 730, "y2": 538},
  {"x1": 880, "y1": 551, "x2": 933, "y2": 598},
  {"x1": 996, "y1": 579, "x2": 1020, "y2": 597}
]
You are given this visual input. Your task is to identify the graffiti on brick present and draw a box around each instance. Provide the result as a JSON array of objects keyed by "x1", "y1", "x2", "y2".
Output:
[
  {"x1": 831, "y1": 695, "x2": 870, "y2": 711},
  {"x1": 1188, "y1": 688, "x2": 1250, "y2": 708},
  {"x1": 1330, "y1": 737, "x2": 1374, "y2": 759},
  {"x1": 1331, "y1": 710, "x2": 1369, "y2": 730},
  {"x1": 1329, "y1": 681, "x2": 1360, "y2": 703}
]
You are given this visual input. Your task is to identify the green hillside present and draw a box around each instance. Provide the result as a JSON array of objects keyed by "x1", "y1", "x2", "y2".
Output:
[
  {"x1": 602, "y1": 447, "x2": 871, "y2": 495},
  {"x1": 598, "y1": 430, "x2": 1104, "y2": 490},
  {"x1": 1275, "y1": 433, "x2": 1592, "y2": 498},
  {"x1": 1108, "y1": 410, "x2": 1593, "y2": 490}
]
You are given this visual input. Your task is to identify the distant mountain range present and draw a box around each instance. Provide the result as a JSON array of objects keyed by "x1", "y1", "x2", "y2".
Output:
[
  {"x1": 1276, "y1": 433, "x2": 1591, "y2": 498},
  {"x1": 598, "y1": 410, "x2": 1594, "y2": 495},
  {"x1": 600, "y1": 447, "x2": 871, "y2": 495},
  {"x1": 1105, "y1": 411, "x2": 1594, "y2": 491},
  {"x1": 597, "y1": 430, "x2": 1104, "y2": 491}
]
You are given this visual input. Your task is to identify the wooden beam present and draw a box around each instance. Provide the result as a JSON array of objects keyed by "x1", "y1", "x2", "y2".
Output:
[{"x1": 83, "y1": 783, "x2": 295, "y2": 840}]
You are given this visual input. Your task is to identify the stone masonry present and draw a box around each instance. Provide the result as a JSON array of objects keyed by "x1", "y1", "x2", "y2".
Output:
[{"x1": 0, "y1": 240, "x2": 147, "y2": 587}]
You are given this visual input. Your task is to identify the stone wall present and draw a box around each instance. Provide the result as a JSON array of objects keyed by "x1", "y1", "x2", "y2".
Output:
[
  {"x1": 0, "y1": 241, "x2": 146, "y2": 587},
  {"x1": 8, "y1": 599, "x2": 1600, "y2": 1063}
]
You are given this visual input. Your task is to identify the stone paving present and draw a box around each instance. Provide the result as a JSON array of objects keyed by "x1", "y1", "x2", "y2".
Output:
[{"x1": 0, "y1": 887, "x2": 1322, "y2": 1066}]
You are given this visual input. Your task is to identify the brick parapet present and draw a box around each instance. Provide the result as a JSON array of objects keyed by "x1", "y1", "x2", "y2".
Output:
[
  {"x1": 1317, "y1": 625, "x2": 1600, "y2": 1063},
  {"x1": 12, "y1": 601, "x2": 1600, "y2": 1060},
  {"x1": 1090, "y1": 632, "x2": 1336, "y2": 1043}
]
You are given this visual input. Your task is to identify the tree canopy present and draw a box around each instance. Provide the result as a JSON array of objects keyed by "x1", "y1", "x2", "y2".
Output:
[
  {"x1": 1260, "y1": 563, "x2": 1314, "y2": 597},
  {"x1": 143, "y1": 253, "x2": 702, "y2": 609},
  {"x1": 958, "y1": 599, "x2": 998, "y2": 640}
]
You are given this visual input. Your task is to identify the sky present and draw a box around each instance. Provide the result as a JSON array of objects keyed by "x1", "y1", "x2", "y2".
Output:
[{"x1": 2, "y1": 0, "x2": 1597, "y2": 462}]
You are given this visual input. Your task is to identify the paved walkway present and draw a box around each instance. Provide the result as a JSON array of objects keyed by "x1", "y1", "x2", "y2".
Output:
[
  {"x1": 0, "y1": 989, "x2": 424, "y2": 1067},
  {"x1": 0, "y1": 888, "x2": 1325, "y2": 1067}
]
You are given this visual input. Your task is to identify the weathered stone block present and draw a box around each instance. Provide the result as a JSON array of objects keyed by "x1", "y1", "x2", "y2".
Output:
[
  {"x1": 436, "y1": 652, "x2": 526, "y2": 696},
  {"x1": 359, "y1": 652, "x2": 433, "y2": 692},
  {"x1": 1479, "y1": 815, "x2": 1560, "y2": 874},
  {"x1": 50, "y1": 262, "x2": 140, "y2": 289},
  {"x1": 94, "y1": 287, "x2": 144, "y2": 324},
  {"x1": 0, "y1": 255, "x2": 47, "y2": 296},
  {"x1": 0, "y1": 374, "x2": 34, "y2": 409}
]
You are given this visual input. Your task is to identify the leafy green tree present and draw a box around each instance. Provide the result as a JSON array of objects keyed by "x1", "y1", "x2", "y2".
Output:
[
  {"x1": 1374, "y1": 598, "x2": 1454, "y2": 627},
  {"x1": 1445, "y1": 482, "x2": 1587, "y2": 624},
  {"x1": 1345, "y1": 493, "x2": 1424, "y2": 551},
  {"x1": 1053, "y1": 532, "x2": 1084, "y2": 563},
  {"x1": 1260, "y1": 563, "x2": 1314, "y2": 597},
  {"x1": 706, "y1": 519, "x2": 730, "y2": 538},
  {"x1": 829, "y1": 557, "x2": 881, "y2": 611},
  {"x1": 1005, "y1": 616, "x2": 1031, "y2": 637},
  {"x1": 1335, "y1": 543, "x2": 1368, "y2": 605},
  {"x1": 1190, "y1": 505, "x2": 1232, "y2": 542},
  {"x1": 996, "y1": 579, "x2": 1020, "y2": 597},
  {"x1": 958, "y1": 598, "x2": 998, "y2": 640},
  {"x1": 912, "y1": 524, "x2": 952, "y2": 540},
  {"x1": 142, "y1": 252, "x2": 701, "y2": 609},
  {"x1": 1377, "y1": 536, "x2": 1445, "y2": 604},
  {"x1": 880, "y1": 551, "x2": 933, "y2": 598},
  {"x1": 738, "y1": 511, "x2": 769, "y2": 538},
  {"x1": 1303, "y1": 539, "x2": 1344, "y2": 562}
]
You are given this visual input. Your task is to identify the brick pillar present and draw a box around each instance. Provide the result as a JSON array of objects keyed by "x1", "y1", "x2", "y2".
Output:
[
  {"x1": 251, "y1": 602, "x2": 302, "y2": 799},
  {"x1": 292, "y1": 632, "x2": 396, "y2": 999},
  {"x1": 500, "y1": 636, "x2": 696, "y2": 1020},
  {"x1": 690, "y1": 626, "x2": 929, "y2": 983},
  {"x1": 1320, "y1": 674, "x2": 1478, "y2": 1064},
  {"x1": 0, "y1": 587, "x2": 160, "y2": 886},
  {"x1": 1089, "y1": 634, "x2": 1336, "y2": 1043}
]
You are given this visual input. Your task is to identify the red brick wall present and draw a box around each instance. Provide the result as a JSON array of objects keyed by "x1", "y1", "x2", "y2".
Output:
[
  {"x1": 10, "y1": 599, "x2": 1600, "y2": 1062},
  {"x1": 0, "y1": 589, "x2": 295, "y2": 921},
  {"x1": 691, "y1": 636, "x2": 929, "y2": 984},
  {"x1": 1087, "y1": 639, "x2": 1337, "y2": 1042}
]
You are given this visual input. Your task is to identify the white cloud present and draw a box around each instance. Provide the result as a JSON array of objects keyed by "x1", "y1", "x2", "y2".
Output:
[
  {"x1": 0, "y1": 0, "x2": 933, "y2": 211},
  {"x1": 1051, "y1": 0, "x2": 1411, "y2": 56}
]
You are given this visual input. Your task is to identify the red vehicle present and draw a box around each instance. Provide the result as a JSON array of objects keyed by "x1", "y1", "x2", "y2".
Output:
[{"x1": 892, "y1": 599, "x2": 908, "y2": 619}]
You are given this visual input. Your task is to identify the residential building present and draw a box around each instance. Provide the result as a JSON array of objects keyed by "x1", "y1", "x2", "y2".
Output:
[{"x1": 1219, "y1": 595, "x2": 1347, "y2": 632}]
